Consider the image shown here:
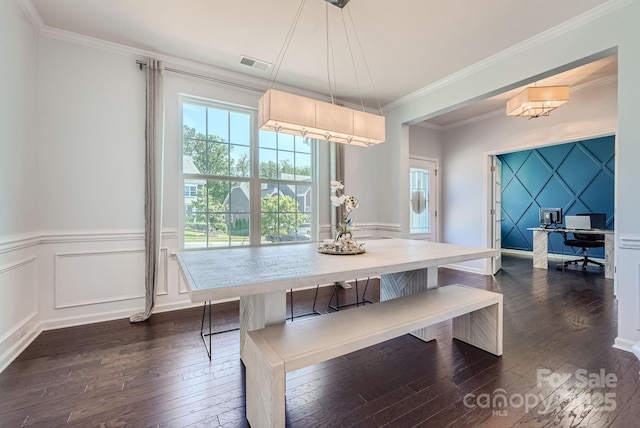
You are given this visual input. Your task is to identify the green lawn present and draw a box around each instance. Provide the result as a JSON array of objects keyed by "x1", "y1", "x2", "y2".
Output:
[{"x1": 184, "y1": 230, "x2": 251, "y2": 244}]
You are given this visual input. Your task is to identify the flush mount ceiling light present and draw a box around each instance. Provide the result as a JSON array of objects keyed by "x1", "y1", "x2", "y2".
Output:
[
  {"x1": 258, "y1": 0, "x2": 385, "y2": 147},
  {"x1": 506, "y1": 85, "x2": 570, "y2": 119}
]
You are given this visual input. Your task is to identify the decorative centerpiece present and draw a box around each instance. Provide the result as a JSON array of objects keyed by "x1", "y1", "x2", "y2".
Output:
[{"x1": 318, "y1": 181, "x2": 366, "y2": 255}]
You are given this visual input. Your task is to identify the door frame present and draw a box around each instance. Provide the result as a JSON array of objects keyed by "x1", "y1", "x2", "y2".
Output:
[
  {"x1": 409, "y1": 155, "x2": 439, "y2": 242},
  {"x1": 482, "y1": 153, "x2": 501, "y2": 275}
]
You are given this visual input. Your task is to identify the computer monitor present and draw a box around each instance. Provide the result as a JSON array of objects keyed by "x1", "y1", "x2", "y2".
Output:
[{"x1": 539, "y1": 207, "x2": 563, "y2": 227}]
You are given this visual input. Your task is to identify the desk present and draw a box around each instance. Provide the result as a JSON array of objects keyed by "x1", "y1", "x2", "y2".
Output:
[
  {"x1": 176, "y1": 238, "x2": 498, "y2": 359},
  {"x1": 529, "y1": 228, "x2": 614, "y2": 279}
]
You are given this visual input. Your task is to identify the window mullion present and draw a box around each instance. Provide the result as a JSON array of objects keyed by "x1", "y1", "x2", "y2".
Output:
[{"x1": 250, "y1": 112, "x2": 262, "y2": 246}]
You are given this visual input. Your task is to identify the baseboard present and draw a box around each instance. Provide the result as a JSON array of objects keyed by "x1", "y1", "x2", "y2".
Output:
[
  {"x1": 613, "y1": 336, "x2": 638, "y2": 355},
  {"x1": 0, "y1": 317, "x2": 42, "y2": 374},
  {"x1": 443, "y1": 263, "x2": 488, "y2": 276},
  {"x1": 500, "y1": 249, "x2": 532, "y2": 258},
  {"x1": 500, "y1": 248, "x2": 605, "y2": 264}
]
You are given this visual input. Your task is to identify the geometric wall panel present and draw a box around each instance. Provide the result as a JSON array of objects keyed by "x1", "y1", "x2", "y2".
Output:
[{"x1": 498, "y1": 135, "x2": 615, "y2": 257}]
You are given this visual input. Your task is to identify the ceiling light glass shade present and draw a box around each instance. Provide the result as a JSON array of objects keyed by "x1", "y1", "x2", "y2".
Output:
[
  {"x1": 258, "y1": 89, "x2": 385, "y2": 147},
  {"x1": 506, "y1": 86, "x2": 570, "y2": 118}
]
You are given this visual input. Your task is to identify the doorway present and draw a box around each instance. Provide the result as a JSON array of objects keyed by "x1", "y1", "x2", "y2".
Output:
[{"x1": 409, "y1": 156, "x2": 438, "y2": 242}]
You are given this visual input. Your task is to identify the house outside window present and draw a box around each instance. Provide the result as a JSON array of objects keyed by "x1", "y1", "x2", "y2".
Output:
[{"x1": 181, "y1": 98, "x2": 315, "y2": 248}]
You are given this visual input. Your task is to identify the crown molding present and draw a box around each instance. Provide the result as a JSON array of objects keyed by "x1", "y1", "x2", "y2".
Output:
[
  {"x1": 34, "y1": 21, "x2": 378, "y2": 114},
  {"x1": 16, "y1": 0, "x2": 44, "y2": 32},
  {"x1": 385, "y1": 0, "x2": 634, "y2": 112}
]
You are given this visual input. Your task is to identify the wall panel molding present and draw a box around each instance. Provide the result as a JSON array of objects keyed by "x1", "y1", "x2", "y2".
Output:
[
  {"x1": 0, "y1": 232, "x2": 40, "y2": 254},
  {"x1": 0, "y1": 257, "x2": 38, "y2": 334},
  {"x1": 41, "y1": 229, "x2": 178, "y2": 244},
  {"x1": 1, "y1": 229, "x2": 177, "y2": 253},
  {"x1": 319, "y1": 223, "x2": 401, "y2": 240},
  {"x1": 620, "y1": 235, "x2": 640, "y2": 250},
  {"x1": 0, "y1": 257, "x2": 39, "y2": 373},
  {"x1": 54, "y1": 247, "x2": 169, "y2": 308},
  {"x1": 0, "y1": 256, "x2": 37, "y2": 276}
]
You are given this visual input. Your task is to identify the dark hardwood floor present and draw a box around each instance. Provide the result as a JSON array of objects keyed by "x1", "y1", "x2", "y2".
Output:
[{"x1": 1, "y1": 254, "x2": 639, "y2": 427}]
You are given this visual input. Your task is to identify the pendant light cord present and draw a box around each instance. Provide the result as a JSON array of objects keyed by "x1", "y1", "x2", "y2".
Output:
[
  {"x1": 265, "y1": 0, "x2": 384, "y2": 116},
  {"x1": 325, "y1": 3, "x2": 336, "y2": 104},
  {"x1": 264, "y1": 0, "x2": 308, "y2": 92},
  {"x1": 345, "y1": 7, "x2": 384, "y2": 116}
]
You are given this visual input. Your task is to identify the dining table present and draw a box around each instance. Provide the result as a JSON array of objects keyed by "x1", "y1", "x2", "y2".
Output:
[{"x1": 176, "y1": 238, "x2": 499, "y2": 359}]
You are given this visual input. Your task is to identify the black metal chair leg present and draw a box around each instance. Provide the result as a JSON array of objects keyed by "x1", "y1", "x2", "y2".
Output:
[
  {"x1": 328, "y1": 282, "x2": 340, "y2": 311},
  {"x1": 355, "y1": 280, "x2": 359, "y2": 307},
  {"x1": 361, "y1": 277, "x2": 373, "y2": 304},
  {"x1": 311, "y1": 284, "x2": 320, "y2": 313},
  {"x1": 290, "y1": 289, "x2": 294, "y2": 322},
  {"x1": 329, "y1": 278, "x2": 372, "y2": 311},
  {"x1": 200, "y1": 301, "x2": 239, "y2": 361},
  {"x1": 289, "y1": 285, "x2": 322, "y2": 321}
]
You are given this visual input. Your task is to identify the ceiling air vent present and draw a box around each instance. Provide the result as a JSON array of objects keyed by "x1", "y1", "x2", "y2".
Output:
[{"x1": 239, "y1": 55, "x2": 271, "y2": 71}]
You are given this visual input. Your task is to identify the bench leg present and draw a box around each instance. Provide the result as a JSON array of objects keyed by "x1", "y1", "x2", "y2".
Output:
[
  {"x1": 452, "y1": 300, "x2": 503, "y2": 356},
  {"x1": 244, "y1": 331, "x2": 286, "y2": 428},
  {"x1": 381, "y1": 268, "x2": 438, "y2": 342}
]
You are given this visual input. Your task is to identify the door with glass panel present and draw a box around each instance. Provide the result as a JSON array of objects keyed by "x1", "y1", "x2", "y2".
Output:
[
  {"x1": 491, "y1": 155, "x2": 502, "y2": 273},
  {"x1": 409, "y1": 157, "x2": 438, "y2": 241}
]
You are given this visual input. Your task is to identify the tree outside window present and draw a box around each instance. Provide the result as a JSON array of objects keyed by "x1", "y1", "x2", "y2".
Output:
[{"x1": 182, "y1": 99, "x2": 314, "y2": 248}]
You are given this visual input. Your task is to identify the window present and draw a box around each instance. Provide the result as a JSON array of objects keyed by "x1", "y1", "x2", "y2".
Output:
[
  {"x1": 259, "y1": 131, "x2": 313, "y2": 244},
  {"x1": 184, "y1": 184, "x2": 200, "y2": 198},
  {"x1": 181, "y1": 98, "x2": 314, "y2": 248},
  {"x1": 410, "y1": 167, "x2": 429, "y2": 234},
  {"x1": 409, "y1": 157, "x2": 438, "y2": 241}
]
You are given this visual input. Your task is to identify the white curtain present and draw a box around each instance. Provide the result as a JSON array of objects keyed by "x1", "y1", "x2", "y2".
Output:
[{"x1": 130, "y1": 58, "x2": 165, "y2": 323}]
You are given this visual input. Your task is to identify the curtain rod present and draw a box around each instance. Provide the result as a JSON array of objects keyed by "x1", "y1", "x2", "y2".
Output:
[{"x1": 136, "y1": 60, "x2": 263, "y2": 93}]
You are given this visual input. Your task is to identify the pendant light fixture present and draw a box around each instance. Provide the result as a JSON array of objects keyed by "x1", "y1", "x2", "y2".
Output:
[
  {"x1": 506, "y1": 85, "x2": 570, "y2": 118},
  {"x1": 258, "y1": 0, "x2": 385, "y2": 147}
]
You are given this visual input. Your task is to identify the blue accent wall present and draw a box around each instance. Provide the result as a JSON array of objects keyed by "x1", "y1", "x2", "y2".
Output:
[{"x1": 498, "y1": 136, "x2": 615, "y2": 258}]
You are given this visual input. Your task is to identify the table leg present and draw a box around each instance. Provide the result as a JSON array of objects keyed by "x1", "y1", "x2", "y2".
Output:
[
  {"x1": 532, "y1": 229, "x2": 549, "y2": 269},
  {"x1": 239, "y1": 290, "x2": 286, "y2": 361},
  {"x1": 604, "y1": 234, "x2": 614, "y2": 279},
  {"x1": 380, "y1": 267, "x2": 437, "y2": 342}
]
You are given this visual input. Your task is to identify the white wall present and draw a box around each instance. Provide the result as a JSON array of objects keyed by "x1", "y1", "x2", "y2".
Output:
[
  {"x1": 0, "y1": 0, "x2": 41, "y2": 371},
  {"x1": 409, "y1": 125, "x2": 443, "y2": 160},
  {"x1": 383, "y1": 0, "x2": 640, "y2": 352},
  {"x1": 34, "y1": 38, "x2": 161, "y2": 330}
]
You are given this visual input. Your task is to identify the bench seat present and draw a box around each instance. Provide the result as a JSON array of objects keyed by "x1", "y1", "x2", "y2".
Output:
[{"x1": 244, "y1": 284, "x2": 503, "y2": 427}]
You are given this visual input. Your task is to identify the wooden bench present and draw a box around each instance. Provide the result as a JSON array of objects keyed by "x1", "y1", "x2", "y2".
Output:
[{"x1": 244, "y1": 284, "x2": 503, "y2": 428}]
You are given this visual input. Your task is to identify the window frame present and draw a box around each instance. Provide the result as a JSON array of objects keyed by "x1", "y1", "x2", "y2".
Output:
[{"x1": 180, "y1": 95, "x2": 317, "y2": 250}]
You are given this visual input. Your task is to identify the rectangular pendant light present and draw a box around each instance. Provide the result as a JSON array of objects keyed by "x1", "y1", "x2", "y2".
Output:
[{"x1": 258, "y1": 89, "x2": 385, "y2": 147}]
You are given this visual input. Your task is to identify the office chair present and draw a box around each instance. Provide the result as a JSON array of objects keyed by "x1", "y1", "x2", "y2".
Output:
[{"x1": 562, "y1": 213, "x2": 606, "y2": 271}]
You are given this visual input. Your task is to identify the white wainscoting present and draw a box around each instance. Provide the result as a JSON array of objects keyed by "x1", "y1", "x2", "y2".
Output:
[
  {"x1": 0, "y1": 228, "x2": 197, "y2": 373},
  {"x1": 620, "y1": 235, "x2": 640, "y2": 332},
  {"x1": 38, "y1": 229, "x2": 190, "y2": 331},
  {"x1": 53, "y1": 248, "x2": 169, "y2": 308},
  {"x1": 319, "y1": 223, "x2": 401, "y2": 241},
  {"x1": 0, "y1": 254, "x2": 40, "y2": 373}
]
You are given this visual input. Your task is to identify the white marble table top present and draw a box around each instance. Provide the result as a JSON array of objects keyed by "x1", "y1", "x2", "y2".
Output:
[{"x1": 177, "y1": 238, "x2": 498, "y2": 302}]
